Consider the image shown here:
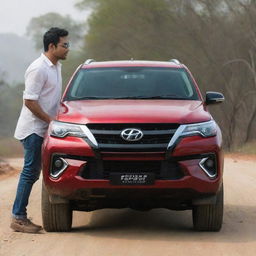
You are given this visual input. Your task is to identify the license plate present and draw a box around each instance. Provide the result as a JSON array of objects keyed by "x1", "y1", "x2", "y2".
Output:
[{"x1": 110, "y1": 173, "x2": 155, "y2": 185}]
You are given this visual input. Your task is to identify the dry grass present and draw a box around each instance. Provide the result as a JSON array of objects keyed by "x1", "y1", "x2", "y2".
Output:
[
  {"x1": 231, "y1": 140, "x2": 256, "y2": 155},
  {"x1": 0, "y1": 137, "x2": 23, "y2": 158}
]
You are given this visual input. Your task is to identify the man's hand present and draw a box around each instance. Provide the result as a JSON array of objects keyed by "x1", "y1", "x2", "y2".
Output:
[{"x1": 25, "y1": 99, "x2": 53, "y2": 124}]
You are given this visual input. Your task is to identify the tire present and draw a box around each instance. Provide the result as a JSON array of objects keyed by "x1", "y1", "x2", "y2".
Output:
[
  {"x1": 41, "y1": 182, "x2": 72, "y2": 232},
  {"x1": 192, "y1": 184, "x2": 224, "y2": 231}
]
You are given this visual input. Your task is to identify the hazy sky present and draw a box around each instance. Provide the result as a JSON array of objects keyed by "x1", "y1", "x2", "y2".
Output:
[{"x1": 0, "y1": 0, "x2": 88, "y2": 36}]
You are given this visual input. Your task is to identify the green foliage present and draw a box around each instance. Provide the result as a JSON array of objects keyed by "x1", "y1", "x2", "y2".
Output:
[
  {"x1": 79, "y1": 0, "x2": 173, "y2": 60},
  {"x1": 26, "y1": 12, "x2": 85, "y2": 50},
  {"x1": 0, "y1": 81, "x2": 23, "y2": 137}
]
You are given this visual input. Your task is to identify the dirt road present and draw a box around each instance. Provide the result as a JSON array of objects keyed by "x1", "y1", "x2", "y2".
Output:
[{"x1": 0, "y1": 156, "x2": 256, "y2": 256}]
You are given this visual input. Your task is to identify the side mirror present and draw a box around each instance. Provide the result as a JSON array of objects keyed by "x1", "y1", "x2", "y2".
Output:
[{"x1": 205, "y1": 91, "x2": 225, "y2": 105}]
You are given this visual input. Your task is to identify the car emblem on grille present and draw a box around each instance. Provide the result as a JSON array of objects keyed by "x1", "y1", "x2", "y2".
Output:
[{"x1": 121, "y1": 128, "x2": 144, "y2": 141}]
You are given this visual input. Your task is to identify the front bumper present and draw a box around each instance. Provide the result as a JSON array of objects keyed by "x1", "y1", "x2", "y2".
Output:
[{"x1": 42, "y1": 133, "x2": 224, "y2": 199}]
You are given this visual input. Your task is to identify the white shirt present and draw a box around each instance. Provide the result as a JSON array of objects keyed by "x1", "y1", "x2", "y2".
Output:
[{"x1": 14, "y1": 53, "x2": 62, "y2": 140}]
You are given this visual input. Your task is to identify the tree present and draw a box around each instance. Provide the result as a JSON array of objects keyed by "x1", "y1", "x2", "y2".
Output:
[
  {"x1": 0, "y1": 81, "x2": 23, "y2": 137},
  {"x1": 26, "y1": 12, "x2": 85, "y2": 50},
  {"x1": 0, "y1": 69, "x2": 7, "y2": 90},
  {"x1": 77, "y1": 0, "x2": 176, "y2": 60}
]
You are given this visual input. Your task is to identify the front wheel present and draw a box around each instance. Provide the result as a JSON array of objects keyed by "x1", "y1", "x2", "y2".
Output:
[
  {"x1": 41, "y1": 181, "x2": 72, "y2": 232},
  {"x1": 192, "y1": 184, "x2": 224, "y2": 231}
]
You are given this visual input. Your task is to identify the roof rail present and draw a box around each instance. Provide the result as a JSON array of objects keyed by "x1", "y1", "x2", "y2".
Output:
[
  {"x1": 169, "y1": 59, "x2": 181, "y2": 64},
  {"x1": 84, "y1": 59, "x2": 95, "y2": 65}
]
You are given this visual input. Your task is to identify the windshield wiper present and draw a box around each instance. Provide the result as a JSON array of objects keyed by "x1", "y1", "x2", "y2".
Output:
[
  {"x1": 73, "y1": 95, "x2": 188, "y2": 100},
  {"x1": 74, "y1": 96, "x2": 148, "y2": 100},
  {"x1": 110, "y1": 96, "x2": 151, "y2": 99},
  {"x1": 111, "y1": 95, "x2": 187, "y2": 99},
  {"x1": 74, "y1": 96, "x2": 109, "y2": 100},
  {"x1": 142, "y1": 95, "x2": 188, "y2": 99}
]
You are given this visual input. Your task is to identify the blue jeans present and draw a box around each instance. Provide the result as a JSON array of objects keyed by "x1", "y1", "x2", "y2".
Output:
[{"x1": 12, "y1": 133, "x2": 44, "y2": 219}]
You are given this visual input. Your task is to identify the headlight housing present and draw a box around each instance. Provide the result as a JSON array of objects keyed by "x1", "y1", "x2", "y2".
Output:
[
  {"x1": 50, "y1": 121, "x2": 85, "y2": 138},
  {"x1": 166, "y1": 120, "x2": 218, "y2": 150},
  {"x1": 50, "y1": 121, "x2": 98, "y2": 147},
  {"x1": 181, "y1": 120, "x2": 217, "y2": 138}
]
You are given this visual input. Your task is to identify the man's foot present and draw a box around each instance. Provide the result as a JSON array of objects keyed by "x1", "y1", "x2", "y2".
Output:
[{"x1": 10, "y1": 218, "x2": 43, "y2": 233}]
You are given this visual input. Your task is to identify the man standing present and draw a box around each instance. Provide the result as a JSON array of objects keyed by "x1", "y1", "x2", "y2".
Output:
[{"x1": 11, "y1": 27, "x2": 69, "y2": 233}]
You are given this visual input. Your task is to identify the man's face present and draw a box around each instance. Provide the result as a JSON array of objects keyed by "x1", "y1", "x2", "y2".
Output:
[{"x1": 53, "y1": 36, "x2": 69, "y2": 60}]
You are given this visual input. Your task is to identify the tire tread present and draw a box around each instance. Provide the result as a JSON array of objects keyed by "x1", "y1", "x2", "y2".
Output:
[
  {"x1": 193, "y1": 184, "x2": 224, "y2": 231},
  {"x1": 41, "y1": 182, "x2": 72, "y2": 232}
]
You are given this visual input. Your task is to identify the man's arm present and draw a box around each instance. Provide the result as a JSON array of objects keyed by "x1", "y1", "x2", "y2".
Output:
[{"x1": 25, "y1": 99, "x2": 53, "y2": 124}]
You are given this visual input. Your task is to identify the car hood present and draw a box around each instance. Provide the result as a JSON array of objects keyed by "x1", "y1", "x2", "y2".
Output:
[{"x1": 57, "y1": 100, "x2": 211, "y2": 124}]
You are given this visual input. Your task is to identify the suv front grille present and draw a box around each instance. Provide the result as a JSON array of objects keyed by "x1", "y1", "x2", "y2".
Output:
[
  {"x1": 80, "y1": 159, "x2": 184, "y2": 180},
  {"x1": 87, "y1": 123, "x2": 179, "y2": 152}
]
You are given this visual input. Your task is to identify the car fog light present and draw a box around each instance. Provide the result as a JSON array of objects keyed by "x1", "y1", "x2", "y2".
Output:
[
  {"x1": 205, "y1": 159, "x2": 214, "y2": 168},
  {"x1": 199, "y1": 155, "x2": 217, "y2": 179},
  {"x1": 50, "y1": 157, "x2": 68, "y2": 178},
  {"x1": 54, "y1": 159, "x2": 63, "y2": 168}
]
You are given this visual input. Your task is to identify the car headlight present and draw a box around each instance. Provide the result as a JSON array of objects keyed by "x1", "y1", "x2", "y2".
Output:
[
  {"x1": 50, "y1": 121, "x2": 98, "y2": 147},
  {"x1": 50, "y1": 121, "x2": 86, "y2": 138},
  {"x1": 181, "y1": 120, "x2": 217, "y2": 138}
]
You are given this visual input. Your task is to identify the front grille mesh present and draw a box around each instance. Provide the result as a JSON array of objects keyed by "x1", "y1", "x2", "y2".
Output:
[
  {"x1": 87, "y1": 123, "x2": 179, "y2": 152},
  {"x1": 81, "y1": 159, "x2": 184, "y2": 180}
]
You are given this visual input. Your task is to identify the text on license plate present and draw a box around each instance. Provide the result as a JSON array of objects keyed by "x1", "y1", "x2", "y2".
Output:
[{"x1": 110, "y1": 173, "x2": 155, "y2": 185}]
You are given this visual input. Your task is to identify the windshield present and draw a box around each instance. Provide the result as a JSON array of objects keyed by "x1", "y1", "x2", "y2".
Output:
[{"x1": 65, "y1": 67, "x2": 199, "y2": 100}]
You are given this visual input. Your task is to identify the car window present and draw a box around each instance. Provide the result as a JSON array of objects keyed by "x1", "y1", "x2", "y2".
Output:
[{"x1": 65, "y1": 67, "x2": 199, "y2": 100}]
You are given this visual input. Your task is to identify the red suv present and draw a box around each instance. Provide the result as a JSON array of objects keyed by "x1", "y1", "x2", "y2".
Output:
[{"x1": 42, "y1": 59, "x2": 224, "y2": 232}]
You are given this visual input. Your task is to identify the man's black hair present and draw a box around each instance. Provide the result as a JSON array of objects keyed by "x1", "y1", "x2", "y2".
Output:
[{"x1": 43, "y1": 27, "x2": 69, "y2": 52}]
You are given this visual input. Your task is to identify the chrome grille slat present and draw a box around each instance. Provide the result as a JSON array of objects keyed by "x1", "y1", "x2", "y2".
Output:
[{"x1": 86, "y1": 123, "x2": 179, "y2": 152}]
